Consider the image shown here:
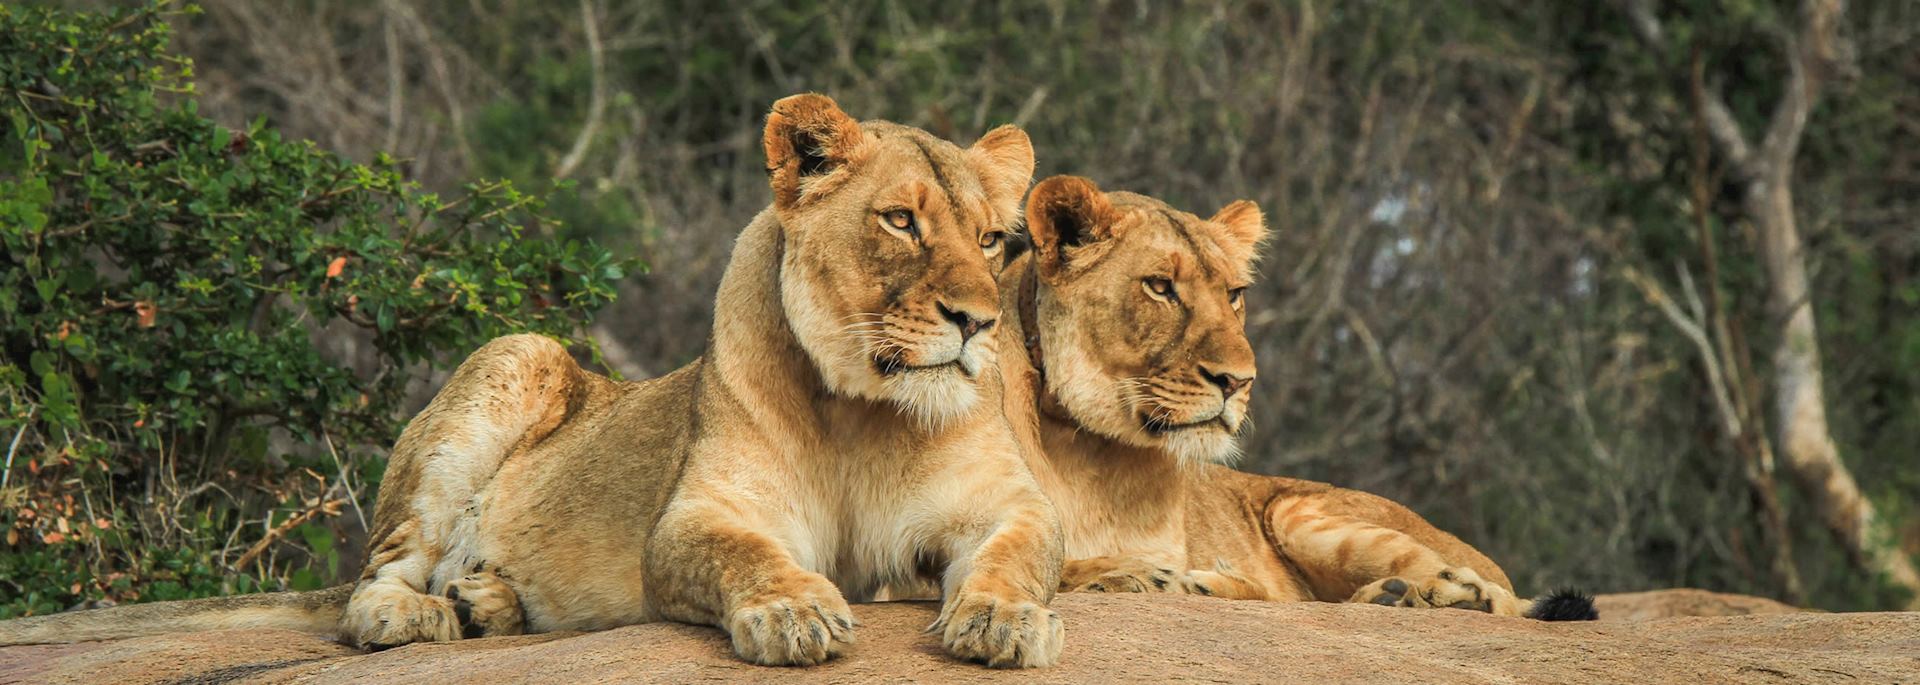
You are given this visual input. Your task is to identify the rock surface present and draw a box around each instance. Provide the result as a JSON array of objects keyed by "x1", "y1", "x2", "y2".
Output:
[
  {"x1": 1595, "y1": 588, "x2": 1808, "y2": 621},
  {"x1": 2, "y1": 591, "x2": 1914, "y2": 684}
]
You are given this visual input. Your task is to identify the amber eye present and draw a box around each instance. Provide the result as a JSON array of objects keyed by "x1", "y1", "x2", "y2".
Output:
[
  {"x1": 880, "y1": 209, "x2": 919, "y2": 239},
  {"x1": 979, "y1": 231, "x2": 1005, "y2": 256},
  {"x1": 1143, "y1": 276, "x2": 1176, "y2": 302},
  {"x1": 1228, "y1": 287, "x2": 1247, "y2": 311}
]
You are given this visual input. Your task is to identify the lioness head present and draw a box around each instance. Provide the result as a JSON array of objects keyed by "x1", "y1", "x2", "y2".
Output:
[
  {"x1": 764, "y1": 94, "x2": 1035, "y2": 426},
  {"x1": 1022, "y1": 176, "x2": 1268, "y2": 464}
]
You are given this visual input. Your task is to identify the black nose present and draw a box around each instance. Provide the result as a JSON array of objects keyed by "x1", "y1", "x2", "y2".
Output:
[
  {"x1": 938, "y1": 302, "x2": 995, "y2": 343},
  {"x1": 1199, "y1": 365, "x2": 1252, "y2": 398}
]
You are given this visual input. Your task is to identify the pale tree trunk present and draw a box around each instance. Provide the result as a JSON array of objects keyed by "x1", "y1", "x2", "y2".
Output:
[
  {"x1": 1750, "y1": 171, "x2": 1920, "y2": 609},
  {"x1": 1626, "y1": 0, "x2": 1920, "y2": 608}
]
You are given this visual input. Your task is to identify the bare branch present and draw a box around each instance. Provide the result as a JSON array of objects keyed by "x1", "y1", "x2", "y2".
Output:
[
  {"x1": 554, "y1": 0, "x2": 608, "y2": 180},
  {"x1": 382, "y1": 11, "x2": 404, "y2": 154},
  {"x1": 1623, "y1": 266, "x2": 1743, "y2": 439},
  {"x1": 1760, "y1": 0, "x2": 1847, "y2": 172},
  {"x1": 1624, "y1": 0, "x2": 1759, "y2": 177}
]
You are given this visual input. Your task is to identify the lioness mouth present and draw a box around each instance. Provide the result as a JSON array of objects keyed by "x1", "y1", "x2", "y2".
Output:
[
  {"x1": 1141, "y1": 413, "x2": 1233, "y2": 436},
  {"x1": 874, "y1": 355, "x2": 965, "y2": 377}
]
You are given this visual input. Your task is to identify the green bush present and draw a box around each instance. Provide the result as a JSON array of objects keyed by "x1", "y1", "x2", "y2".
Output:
[{"x1": 0, "y1": 1, "x2": 631, "y2": 617}]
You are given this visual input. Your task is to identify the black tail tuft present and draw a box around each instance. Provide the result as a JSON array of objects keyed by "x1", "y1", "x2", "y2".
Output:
[{"x1": 1525, "y1": 588, "x2": 1599, "y2": 621}]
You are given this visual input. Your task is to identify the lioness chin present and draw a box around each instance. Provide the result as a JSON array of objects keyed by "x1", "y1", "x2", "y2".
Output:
[
  {"x1": 995, "y1": 176, "x2": 1595, "y2": 621},
  {"x1": 0, "y1": 94, "x2": 1074, "y2": 666}
]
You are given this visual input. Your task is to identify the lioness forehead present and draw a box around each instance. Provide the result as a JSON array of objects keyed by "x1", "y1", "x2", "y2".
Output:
[
  {"x1": 860, "y1": 121, "x2": 997, "y2": 227},
  {"x1": 1107, "y1": 192, "x2": 1243, "y2": 283}
]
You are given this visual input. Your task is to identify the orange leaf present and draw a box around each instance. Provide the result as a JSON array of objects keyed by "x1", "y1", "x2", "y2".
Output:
[
  {"x1": 326, "y1": 256, "x2": 348, "y2": 279},
  {"x1": 134, "y1": 418, "x2": 146, "y2": 429},
  {"x1": 4, "y1": 528, "x2": 16, "y2": 545},
  {"x1": 43, "y1": 531, "x2": 65, "y2": 544},
  {"x1": 94, "y1": 518, "x2": 112, "y2": 530},
  {"x1": 134, "y1": 301, "x2": 157, "y2": 328}
]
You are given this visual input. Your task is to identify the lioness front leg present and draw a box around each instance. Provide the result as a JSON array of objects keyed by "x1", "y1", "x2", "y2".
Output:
[
  {"x1": 647, "y1": 501, "x2": 855, "y2": 666},
  {"x1": 933, "y1": 499, "x2": 1066, "y2": 668}
]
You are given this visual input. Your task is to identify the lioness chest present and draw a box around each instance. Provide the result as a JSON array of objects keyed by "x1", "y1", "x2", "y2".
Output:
[{"x1": 737, "y1": 407, "x2": 1031, "y2": 603}]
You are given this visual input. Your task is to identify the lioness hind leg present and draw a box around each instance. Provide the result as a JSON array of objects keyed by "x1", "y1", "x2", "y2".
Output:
[
  {"x1": 344, "y1": 334, "x2": 593, "y2": 649},
  {"x1": 1350, "y1": 567, "x2": 1528, "y2": 616},
  {"x1": 444, "y1": 570, "x2": 525, "y2": 639}
]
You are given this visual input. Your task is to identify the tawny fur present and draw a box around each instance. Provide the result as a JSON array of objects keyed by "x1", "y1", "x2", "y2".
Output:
[
  {"x1": 0, "y1": 94, "x2": 1070, "y2": 666},
  {"x1": 994, "y1": 176, "x2": 1550, "y2": 617}
]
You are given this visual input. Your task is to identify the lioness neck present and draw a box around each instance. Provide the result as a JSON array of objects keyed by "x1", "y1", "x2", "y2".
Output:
[
  {"x1": 1000, "y1": 258, "x2": 1190, "y2": 560},
  {"x1": 702, "y1": 209, "x2": 827, "y2": 438}
]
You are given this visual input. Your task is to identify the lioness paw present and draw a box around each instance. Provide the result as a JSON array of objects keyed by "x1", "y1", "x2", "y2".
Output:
[
  {"x1": 444, "y1": 571, "x2": 525, "y2": 639},
  {"x1": 1060, "y1": 557, "x2": 1192, "y2": 595},
  {"x1": 724, "y1": 575, "x2": 856, "y2": 666},
  {"x1": 1186, "y1": 564, "x2": 1268, "y2": 600},
  {"x1": 931, "y1": 591, "x2": 1063, "y2": 668},
  {"x1": 1351, "y1": 567, "x2": 1519, "y2": 615},
  {"x1": 344, "y1": 586, "x2": 461, "y2": 649},
  {"x1": 1072, "y1": 566, "x2": 1189, "y2": 594}
]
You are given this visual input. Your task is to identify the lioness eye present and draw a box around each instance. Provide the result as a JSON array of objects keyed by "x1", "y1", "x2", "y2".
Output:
[
  {"x1": 979, "y1": 231, "x2": 1005, "y2": 255},
  {"x1": 1143, "y1": 277, "x2": 1176, "y2": 302},
  {"x1": 880, "y1": 209, "x2": 919, "y2": 240},
  {"x1": 1229, "y1": 287, "x2": 1247, "y2": 311}
]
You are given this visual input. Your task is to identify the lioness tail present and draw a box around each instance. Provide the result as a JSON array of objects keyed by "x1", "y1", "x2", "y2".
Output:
[
  {"x1": 1524, "y1": 587, "x2": 1599, "y2": 621},
  {"x1": 0, "y1": 584, "x2": 351, "y2": 645}
]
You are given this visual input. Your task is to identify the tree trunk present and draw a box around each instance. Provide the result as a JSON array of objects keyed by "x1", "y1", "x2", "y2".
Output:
[
  {"x1": 1748, "y1": 178, "x2": 1920, "y2": 610},
  {"x1": 1627, "y1": 0, "x2": 1920, "y2": 608}
]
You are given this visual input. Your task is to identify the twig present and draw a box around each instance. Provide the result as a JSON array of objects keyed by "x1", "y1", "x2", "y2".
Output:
[
  {"x1": 1, "y1": 409, "x2": 32, "y2": 492},
  {"x1": 231, "y1": 498, "x2": 346, "y2": 571},
  {"x1": 322, "y1": 431, "x2": 370, "y2": 532}
]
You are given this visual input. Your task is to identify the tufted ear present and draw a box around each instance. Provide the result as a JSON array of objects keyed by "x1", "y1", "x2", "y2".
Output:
[
  {"x1": 1208, "y1": 199, "x2": 1268, "y2": 269},
  {"x1": 967, "y1": 124, "x2": 1036, "y2": 220},
  {"x1": 1025, "y1": 175, "x2": 1118, "y2": 280},
  {"x1": 763, "y1": 93, "x2": 867, "y2": 210}
]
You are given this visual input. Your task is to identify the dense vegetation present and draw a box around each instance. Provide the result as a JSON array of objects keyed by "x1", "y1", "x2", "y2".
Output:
[
  {"x1": 3, "y1": 0, "x2": 1915, "y2": 614},
  {"x1": 0, "y1": 2, "x2": 626, "y2": 617}
]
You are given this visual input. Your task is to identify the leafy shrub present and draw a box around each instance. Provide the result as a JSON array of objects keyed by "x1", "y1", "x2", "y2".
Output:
[{"x1": 0, "y1": 1, "x2": 631, "y2": 617}]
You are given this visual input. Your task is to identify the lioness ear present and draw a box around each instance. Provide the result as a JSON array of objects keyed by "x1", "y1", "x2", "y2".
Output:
[
  {"x1": 1025, "y1": 175, "x2": 1117, "y2": 280},
  {"x1": 1209, "y1": 200, "x2": 1268, "y2": 268},
  {"x1": 967, "y1": 124, "x2": 1036, "y2": 220},
  {"x1": 763, "y1": 93, "x2": 867, "y2": 209}
]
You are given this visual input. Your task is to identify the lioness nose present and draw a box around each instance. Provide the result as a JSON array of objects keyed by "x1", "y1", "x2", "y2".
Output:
[
  {"x1": 1198, "y1": 364, "x2": 1253, "y2": 398},
  {"x1": 937, "y1": 302, "x2": 997, "y2": 343}
]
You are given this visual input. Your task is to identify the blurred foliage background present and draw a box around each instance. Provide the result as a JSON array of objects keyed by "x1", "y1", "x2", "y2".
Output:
[{"x1": 3, "y1": 0, "x2": 1917, "y2": 614}]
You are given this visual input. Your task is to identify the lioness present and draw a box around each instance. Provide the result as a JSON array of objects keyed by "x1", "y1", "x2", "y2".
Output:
[
  {"x1": 0, "y1": 94, "x2": 1072, "y2": 667},
  {"x1": 999, "y1": 175, "x2": 1593, "y2": 620}
]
